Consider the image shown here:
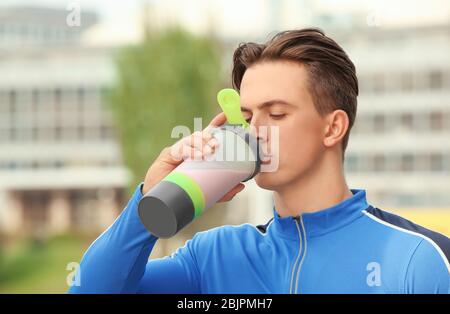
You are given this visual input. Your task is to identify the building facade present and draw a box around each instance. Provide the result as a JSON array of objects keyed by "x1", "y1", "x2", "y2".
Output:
[
  {"x1": 0, "y1": 7, "x2": 129, "y2": 236},
  {"x1": 339, "y1": 24, "x2": 450, "y2": 210}
]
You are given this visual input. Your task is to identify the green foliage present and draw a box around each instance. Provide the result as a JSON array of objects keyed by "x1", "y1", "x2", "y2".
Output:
[
  {"x1": 0, "y1": 234, "x2": 92, "y2": 293},
  {"x1": 108, "y1": 28, "x2": 223, "y2": 189}
]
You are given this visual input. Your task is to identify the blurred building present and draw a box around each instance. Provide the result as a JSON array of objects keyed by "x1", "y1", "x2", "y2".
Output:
[
  {"x1": 0, "y1": 5, "x2": 273, "y2": 244},
  {"x1": 0, "y1": 6, "x2": 129, "y2": 236},
  {"x1": 336, "y1": 24, "x2": 450, "y2": 210}
]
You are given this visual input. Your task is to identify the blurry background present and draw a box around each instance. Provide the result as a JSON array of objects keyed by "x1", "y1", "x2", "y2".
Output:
[{"x1": 0, "y1": 0, "x2": 449, "y2": 293}]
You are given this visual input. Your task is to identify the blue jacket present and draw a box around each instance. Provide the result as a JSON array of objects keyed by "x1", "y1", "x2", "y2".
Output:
[{"x1": 69, "y1": 184, "x2": 450, "y2": 294}]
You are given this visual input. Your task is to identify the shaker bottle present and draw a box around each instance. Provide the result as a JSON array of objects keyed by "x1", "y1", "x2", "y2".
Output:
[{"x1": 138, "y1": 88, "x2": 260, "y2": 238}]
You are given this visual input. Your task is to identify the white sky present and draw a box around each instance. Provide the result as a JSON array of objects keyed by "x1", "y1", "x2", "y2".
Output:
[{"x1": 1, "y1": 0, "x2": 449, "y2": 45}]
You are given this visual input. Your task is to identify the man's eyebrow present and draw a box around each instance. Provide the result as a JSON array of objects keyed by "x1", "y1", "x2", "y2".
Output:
[{"x1": 240, "y1": 99, "x2": 294, "y2": 112}]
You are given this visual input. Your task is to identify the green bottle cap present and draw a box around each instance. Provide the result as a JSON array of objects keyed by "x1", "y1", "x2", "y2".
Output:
[{"x1": 217, "y1": 88, "x2": 249, "y2": 129}]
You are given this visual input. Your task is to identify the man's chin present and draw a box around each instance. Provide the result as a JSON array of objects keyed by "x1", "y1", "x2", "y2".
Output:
[{"x1": 254, "y1": 171, "x2": 284, "y2": 191}]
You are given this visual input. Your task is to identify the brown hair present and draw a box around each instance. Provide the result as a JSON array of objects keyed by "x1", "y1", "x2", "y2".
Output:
[{"x1": 231, "y1": 28, "x2": 358, "y2": 154}]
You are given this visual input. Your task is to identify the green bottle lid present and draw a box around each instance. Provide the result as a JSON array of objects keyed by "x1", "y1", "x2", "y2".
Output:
[{"x1": 217, "y1": 88, "x2": 249, "y2": 129}]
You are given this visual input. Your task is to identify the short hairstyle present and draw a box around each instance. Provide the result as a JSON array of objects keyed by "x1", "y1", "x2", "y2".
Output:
[{"x1": 231, "y1": 28, "x2": 358, "y2": 153}]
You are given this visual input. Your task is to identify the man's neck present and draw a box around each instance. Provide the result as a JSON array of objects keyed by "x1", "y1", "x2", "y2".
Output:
[{"x1": 273, "y1": 152, "x2": 353, "y2": 217}]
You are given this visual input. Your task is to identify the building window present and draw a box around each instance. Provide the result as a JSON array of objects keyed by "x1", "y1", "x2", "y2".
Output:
[
  {"x1": 430, "y1": 111, "x2": 444, "y2": 131},
  {"x1": 415, "y1": 111, "x2": 430, "y2": 131},
  {"x1": 444, "y1": 154, "x2": 450, "y2": 172},
  {"x1": 9, "y1": 90, "x2": 16, "y2": 115},
  {"x1": 373, "y1": 114, "x2": 385, "y2": 133},
  {"x1": 373, "y1": 154, "x2": 385, "y2": 172},
  {"x1": 0, "y1": 90, "x2": 9, "y2": 116},
  {"x1": 415, "y1": 154, "x2": 428, "y2": 172},
  {"x1": 373, "y1": 73, "x2": 385, "y2": 93},
  {"x1": 61, "y1": 127, "x2": 78, "y2": 141},
  {"x1": 100, "y1": 125, "x2": 113, "y2": 140},
  {"x1": 38, "y1": 127, "x2": 54, "y2": 142},
  {"x1": 430, "y1": 153, "x2": 443, "y2": 172},
  {"x1": 429, "y1": 70, "x2": 443, "y2": 90},
  {"x1": 401, "y1": 154, "x2": 414, "y2": 172},
  {"x1": 70, "y1": 190, "x2": 100, "y2": 231},
  {"x1": 21, "y1": 191, "x2": 50, "y2": 234},
  {"x1": 401, "y1": 72, "x2": 414, "y2": 91},
  {"x1": 401, "y1": 112, "x2": 414, "y2": 130},
  {"x1": 344, "y1": 154, "x2": 358, "y2": 172},
  {"x1": 352, "y1": 114, "x2": 373, "y2": 134},
  {"x1": 54, "y1": 125, "x2": 62, "y2": 141}
]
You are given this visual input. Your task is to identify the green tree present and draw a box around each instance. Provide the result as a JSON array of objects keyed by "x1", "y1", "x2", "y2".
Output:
[{"x1": 108, "y1": 28, "x2": 223, "y2": 190}]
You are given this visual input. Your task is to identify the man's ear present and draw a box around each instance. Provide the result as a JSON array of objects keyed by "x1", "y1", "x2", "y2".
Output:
[{"x1": 323, "y1": 109, "x2": 349, "y2": 148}]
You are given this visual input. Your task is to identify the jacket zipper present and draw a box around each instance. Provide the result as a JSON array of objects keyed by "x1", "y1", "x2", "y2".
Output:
[
  {"x1": 293, "y1": 216, "x2": 307, "y2": 294},
  {"x1": 289, "y1": 217, "x2": 303, "y2": 294}
]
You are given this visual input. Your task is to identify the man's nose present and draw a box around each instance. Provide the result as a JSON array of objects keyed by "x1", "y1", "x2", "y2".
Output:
[{"x1": 248, "y1": 117, "x2": 268, "y2": 142}]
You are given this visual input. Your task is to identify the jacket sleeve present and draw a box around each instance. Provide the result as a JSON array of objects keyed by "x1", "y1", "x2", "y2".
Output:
[
  {"x1": 404, "y1": 238, "x2": 450, "y2": 294},
  {"x1": 68, "y1": 183, "x2": 201, "y2": 294}
]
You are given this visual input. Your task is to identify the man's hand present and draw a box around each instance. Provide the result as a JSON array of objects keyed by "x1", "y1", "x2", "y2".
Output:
[{"x1": 142, "y1": 112, "x2": 246, "y2": 202}]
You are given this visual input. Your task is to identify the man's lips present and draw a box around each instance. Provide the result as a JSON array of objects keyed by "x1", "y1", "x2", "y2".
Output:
[
  {"x1": 260, "y1": 154, "x2": 273, "y2": 164},
  {"x1": 258, "y1": 141, "x2": 273, "y2": 164}
]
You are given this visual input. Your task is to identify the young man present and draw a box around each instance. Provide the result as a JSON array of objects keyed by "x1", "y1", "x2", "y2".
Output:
[{"x1": 69, "y1": 28, "x2": 449, "y2": 294}]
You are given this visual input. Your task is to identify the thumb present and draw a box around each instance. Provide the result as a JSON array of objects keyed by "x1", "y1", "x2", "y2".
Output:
[{"x1": 205, "y1": 112, "x2": 227, "y2": 132}]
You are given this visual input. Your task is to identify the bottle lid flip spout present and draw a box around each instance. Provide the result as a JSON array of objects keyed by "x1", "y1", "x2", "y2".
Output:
[{"x1": 217, "y1": 88, "x2": 250, "y2": 129}]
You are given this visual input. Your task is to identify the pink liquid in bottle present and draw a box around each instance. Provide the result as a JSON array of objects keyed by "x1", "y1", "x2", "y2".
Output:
[{"x1": 176, "y1": 168, "x2": 250, "y2": 208}]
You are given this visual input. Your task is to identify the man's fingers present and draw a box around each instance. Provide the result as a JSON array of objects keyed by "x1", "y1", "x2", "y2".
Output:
[
  {"x1": 170, "y1": 131, "x2": 218, "y2": 161},
  {"x1": 187, "y1": 132, "x2": 218, "y2": 158},
  {"x1": 218, "y1": 183, "x2": 245, "y2": 202},
  {"x1": 170, "y1": 112, "x2": 226, "y2": 162}
]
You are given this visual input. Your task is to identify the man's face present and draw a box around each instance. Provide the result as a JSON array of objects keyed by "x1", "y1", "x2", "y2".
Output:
[{"x1": 240, "y1": 60, "x2": 328, "y2": 191}]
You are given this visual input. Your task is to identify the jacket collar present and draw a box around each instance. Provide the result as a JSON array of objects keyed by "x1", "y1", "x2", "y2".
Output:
[{"x1": 270, "y1": 189, "x2": 369, "y2": 239}]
